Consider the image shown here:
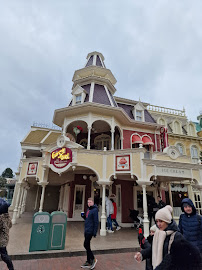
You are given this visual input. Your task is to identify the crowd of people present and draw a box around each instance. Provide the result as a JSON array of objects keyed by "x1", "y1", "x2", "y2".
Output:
[{"x1": 135, "y1": 197, "x2": 202, "y2": 270}]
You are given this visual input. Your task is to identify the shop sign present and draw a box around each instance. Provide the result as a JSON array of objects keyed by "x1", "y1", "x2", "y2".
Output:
[
  {"x1": 50, "y1": 147, "x2": 72, "y2": 169},
  {"x1": 27, "y1": 162, "x2": 38, "y2": 175},
  {"x1": 115, "y1": 155, "x2": 130, "y2": 171},
  {"x1": 156, "y1": 166, "x2": 191, "y2": 178}
]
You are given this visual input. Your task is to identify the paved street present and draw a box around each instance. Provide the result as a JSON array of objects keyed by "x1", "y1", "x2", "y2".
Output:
[{"x1": 0, "y1": 252, "x2": 145, "y2": 270}]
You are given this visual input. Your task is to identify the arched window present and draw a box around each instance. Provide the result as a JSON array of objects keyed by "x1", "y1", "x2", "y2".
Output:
[
  {"x1": 176, "y1": 143, "x2": 184, "y2": 155},
  {"x1": 189, "y1": 124, "x2": 196, "y2": 137},
  {"x1": 94, "y1": 134, "x2": 111, "y2": 150},
  {"x1": 191, "y1": 145, "x2": 199, "y2": 163},
  {"x1": 158, "y1": 118, "x2": 166, "y2": 126},
  {"x1": 174, "y1": 121, "x2": 181, "y2": 134}
]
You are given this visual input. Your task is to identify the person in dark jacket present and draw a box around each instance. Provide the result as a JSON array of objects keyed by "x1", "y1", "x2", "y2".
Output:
[
  {"x1": 0, "y1": 199, "x2": 14, "y2": 270},
  {"x1": 154, "y1": 238, "x2": 202, "y2": 270},
  {"x1": 178, "y1": 197, "x2": 202, "y2": 253},
  {"x1": 135, "y1": 205, "x2": 184, "y2": 269},
  {"x1": 157, "y1": 196, "x2": 166, "y2": 209},
  {"x1": 81, "y1": 197, "x2": 99, "y2": 269}
]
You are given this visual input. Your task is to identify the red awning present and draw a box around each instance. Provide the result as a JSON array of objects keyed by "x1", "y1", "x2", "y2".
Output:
[
  {"x1": 132, "y1": 135, "x2": 143, "y2": 144},
  {"x1": 142, "y1": 136, "x2": 154, "y2": 145}
]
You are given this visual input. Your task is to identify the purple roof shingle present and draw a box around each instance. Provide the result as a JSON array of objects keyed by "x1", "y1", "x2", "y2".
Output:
[{"x1": 93, "y1": 84, "x2": 111, "y2": 106}]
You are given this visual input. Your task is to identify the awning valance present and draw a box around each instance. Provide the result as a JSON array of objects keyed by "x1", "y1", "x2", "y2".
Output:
[
  {"x1": 142, "y1": 136, "x2": 154, "y2": 145},
  {"x1": 132, "y1": 135, "x2": 143, "y2": 144}
]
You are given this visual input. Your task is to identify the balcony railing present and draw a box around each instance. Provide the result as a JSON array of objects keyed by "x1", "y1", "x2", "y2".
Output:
[
  {"x1": 32, "y1": 122, "x2": 62, "y2": 131},
  {"x1": 147, "y1": 105, "x2": 186, "y2": 117}
]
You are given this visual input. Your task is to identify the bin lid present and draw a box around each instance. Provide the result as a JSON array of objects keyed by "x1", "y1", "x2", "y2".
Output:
[{"x1": 51, "y1": 211, "x2": 67, "y2": 223}]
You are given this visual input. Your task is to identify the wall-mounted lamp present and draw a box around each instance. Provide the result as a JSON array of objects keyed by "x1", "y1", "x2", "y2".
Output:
[{"x1": 83, "y1": 175, "x2": 87, "y2": 180}]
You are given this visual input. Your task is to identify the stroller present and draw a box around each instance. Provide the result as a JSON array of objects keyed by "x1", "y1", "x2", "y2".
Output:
[{"x1": 129, "y1": 209, "x2": 143, "y2": 230}]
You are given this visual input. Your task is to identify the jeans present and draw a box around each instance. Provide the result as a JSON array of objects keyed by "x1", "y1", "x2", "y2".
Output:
[
  {"x1": 0, "y1": 247, "x2": 14, "y2": 270},
  {"x1": 107, "y1": 215, "x2": 113, "y2": 230},
  {"x1": 84, "y1": 233, "x2": 94, "y2": 263},
  {"x1": 112, "y1": 218, "x2": 119, "y2": 228}
]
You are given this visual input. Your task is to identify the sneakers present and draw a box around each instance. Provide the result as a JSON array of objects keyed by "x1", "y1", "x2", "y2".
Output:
[
  {"x1": 90, "y1": 258, "x2": 97, "y2": 269},
  {"x1": 107, "y1": 229, "x2": 114, "y2": 233},
  {"x1": 81, "y1": 261, "x2": 92, "y2": 268},
  {"x1": 116, "y1": 226, "x2": 121, "y2": 231}
]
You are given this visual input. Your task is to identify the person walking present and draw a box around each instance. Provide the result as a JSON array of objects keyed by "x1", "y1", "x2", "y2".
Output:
[
  {"x1": 0, "y1": 199, "x2": 14, "y2": 270},
  {"x1": 135, "y1": 205, "x2": 184, "y2": 270},
  {"x1": 178, "y1": 197, "x2": 202, "y2": 253},
  {"x1": 110, "y1": 196, "x2": 121, "y2": 231},
  {"x1": 105, "y1": 196, "x2": 114, "y2": 233},
  {"x1": 81, "y1": 197, "x2": 98, "y2": 269},
  {"x1": 157, "y1": 196, "x2": 166, "y2": 209}
]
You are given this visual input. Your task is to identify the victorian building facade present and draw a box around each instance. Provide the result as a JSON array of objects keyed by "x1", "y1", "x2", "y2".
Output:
[{"x1": 11, "y1": 52, "x2": 202, "y2": 237}]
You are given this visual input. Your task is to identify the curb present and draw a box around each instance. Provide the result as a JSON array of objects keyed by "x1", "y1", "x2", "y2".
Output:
[{"x1": 10, "y1": 247, "x2": 140, "y2": 261}]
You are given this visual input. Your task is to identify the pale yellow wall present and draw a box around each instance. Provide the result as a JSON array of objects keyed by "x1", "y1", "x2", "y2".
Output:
[
  {"x1": 146, "y1": 165, "x2": 154, "y2": 178},
  {"x1": 106, "y1": 155, "x2": 114, "y2": 179},
  {"x1": 77, "y1": 153, "x2": 103, "y2": 178},
  {"x1": 192, "y1": 170, "x2": 200, "y2": 183},
  {"x1": 131, "y1": 153, "x2": 141, "y2": 178},
  {"x1": 168, "y1": 136, "x2": 202, "y2": 156}
]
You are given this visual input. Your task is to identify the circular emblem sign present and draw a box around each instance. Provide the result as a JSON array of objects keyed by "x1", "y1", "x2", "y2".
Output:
[{"x1": 50, "y1": 147, "x2": 72, "y2": 169}]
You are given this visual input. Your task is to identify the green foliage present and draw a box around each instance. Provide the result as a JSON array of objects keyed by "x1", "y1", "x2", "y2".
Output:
[
  {"x1": 0, "y1": 176, "x2": 7, "y2": 188},
  {"x1": 1, "y1": 168, "x2": 14, "y2": 178}
]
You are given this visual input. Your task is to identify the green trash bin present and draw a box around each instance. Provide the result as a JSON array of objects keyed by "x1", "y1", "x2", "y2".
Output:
[
  {"x1": 29, "y1": 212, "x2": 50, "y2": 252},
  {"x1": 48, "y1": 211, "x2": 67, "y2": 250}
]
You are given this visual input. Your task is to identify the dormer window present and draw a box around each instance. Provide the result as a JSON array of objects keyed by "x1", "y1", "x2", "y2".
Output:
[
  {"x1": 76, "y1": 94, "x2": 82, "y2": 104},
  {"x1": 133, "y1": 102, "x2": 145, "y2": 122},
  {"x1": 136, "y1": 110, "x2": 143, "y2": 121},
  {"x1": 71, "y1": 85, "x2": 87, "y2": 106}
]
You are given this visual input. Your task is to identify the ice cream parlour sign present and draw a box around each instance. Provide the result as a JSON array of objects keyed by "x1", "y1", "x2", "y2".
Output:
[
  {"x1": 50, "y1": 147, "x2": 72, "y2": 169},
  {"x1": 115, "y1": 155, "x2": 131, "y2": 171}
]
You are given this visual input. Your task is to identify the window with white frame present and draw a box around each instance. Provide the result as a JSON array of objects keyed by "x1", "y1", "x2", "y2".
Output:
[
  {"x1": 191, "y1": 145, "x2": 198, "y2": 163},
  {"x1": 136, "y1": 110, "x2": 142, "y2": 121},
  {"x1": 192, "y1": 187, "x2": 202, "y2": 215},
  {"x1": 75, "y1": 94, "x2": 82, "y2": 104},
  {"x1": 176, "y1": 143, "x2": 184, "y2": 155}
]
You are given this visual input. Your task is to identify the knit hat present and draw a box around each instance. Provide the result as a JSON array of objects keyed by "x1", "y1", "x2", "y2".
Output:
[
  {"x1": 150, "y1": 224, "x2": 157, "y2": 232},
  {"x1": 155, "y1": 205, "x2": 173, "y2": 224}
]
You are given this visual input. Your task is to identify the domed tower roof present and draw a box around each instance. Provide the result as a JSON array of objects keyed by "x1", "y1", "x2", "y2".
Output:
[{"x1": 70, "y1": 52, "x2": 118, "y2": 107}]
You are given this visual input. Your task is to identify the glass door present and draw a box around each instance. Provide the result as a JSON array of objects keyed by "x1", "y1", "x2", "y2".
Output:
[{"x1": 73, "y1": 185, "x2": 86, "y2": 219}]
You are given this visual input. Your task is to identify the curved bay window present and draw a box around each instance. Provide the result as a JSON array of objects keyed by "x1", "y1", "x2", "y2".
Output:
[
  {"x1": 191, "y1": 145, "x2": 199, "y2": 164},
  {"x1": 94, "y1": 134, "x2": 111, "y2": 150},
  {"x1": 176, "y1": 143, "x2": 184, "y2": 155}
]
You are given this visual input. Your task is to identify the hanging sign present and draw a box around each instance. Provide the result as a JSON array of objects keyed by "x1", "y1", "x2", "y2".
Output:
[
  {"x1": 27, "y1": 162, "x2": 38, "y2": 175},
  {"x1": 50, "y1": 147, "x2": 72, "y2": 169},
  {"x1": 115, "y1": 155, "x2": 131, "y2": 171}
]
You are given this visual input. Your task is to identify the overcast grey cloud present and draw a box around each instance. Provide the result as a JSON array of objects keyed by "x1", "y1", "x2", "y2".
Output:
[{"x1": 0, "y1": 0, "x2": 202, "y2": 174}]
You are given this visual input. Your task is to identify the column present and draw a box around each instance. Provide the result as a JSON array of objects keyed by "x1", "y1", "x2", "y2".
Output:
[
  {"x1": 142, "y1": 184, "x2": 149, "y2": 237},
  {"x1": 100, "y1": 184, "x2": 106, "y2": 236},
  {"x1": 39, "y1": 183, "x2": 48, "y2": 212},
  {"x1": 63, "y1": 184, "x2": 70, "y2": 215},
  {"x1": 21, "y1": 188, "x2": 28, "y2": 214},
  {"x1": 87, "y1": 126, "x2": 91, "y2": 150},
  {"x1": 17, "y1": 187, "x2": 24, "y2": 218},
  {"x1": 111, "y1": 129, "x2": 114, "y2": 150},
  {"x1": 12, "y1": 183, "x2": 22, "y2": 224}
]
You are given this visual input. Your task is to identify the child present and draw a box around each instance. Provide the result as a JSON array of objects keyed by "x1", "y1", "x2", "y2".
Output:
[
  {"x1": 137, "y1": 225, "x2": 157, "y2": 270},
  {"x1": 0, "y1": 199, "x2": 14, "y2": 270}
]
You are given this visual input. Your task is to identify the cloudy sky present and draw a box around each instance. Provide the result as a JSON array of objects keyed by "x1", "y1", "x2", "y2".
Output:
[{"x1": 0, "y1": 0, "x2": 202, "y2": 174}]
